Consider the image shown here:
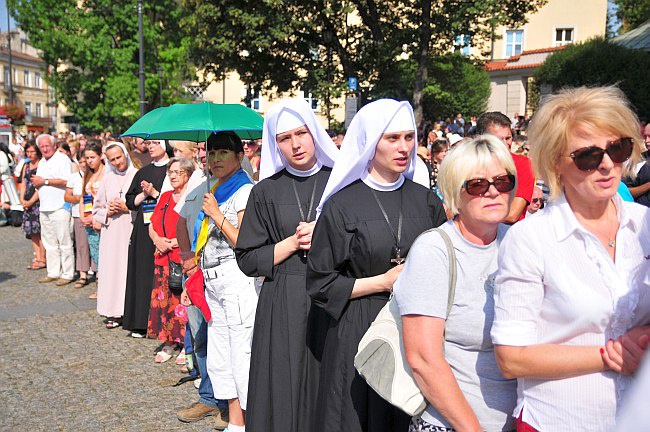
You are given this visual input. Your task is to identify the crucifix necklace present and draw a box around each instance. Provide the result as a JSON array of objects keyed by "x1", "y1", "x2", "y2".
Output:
[
  {"x1": 292, "y1": 177, "x2": 319, "y2": 257},
  {"x1": 370, "y1": 188, "x2": 404, "y2": 265}
]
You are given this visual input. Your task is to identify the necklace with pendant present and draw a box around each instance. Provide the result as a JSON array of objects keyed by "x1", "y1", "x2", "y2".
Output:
[{"x1": 370, "y1": 188, "x2": 404, "y2": 265}]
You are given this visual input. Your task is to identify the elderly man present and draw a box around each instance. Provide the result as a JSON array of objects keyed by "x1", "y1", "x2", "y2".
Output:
[
  {"x1": 477, "y1": 111, "x2": 535, "y2": 223},
  {"x1": 31, "y1": 134, "x2": 74, "y2": 285}
]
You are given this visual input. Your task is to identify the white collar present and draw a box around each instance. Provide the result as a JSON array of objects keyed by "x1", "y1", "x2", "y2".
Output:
[
  {"x1": 285, "y1": 160, "x2": 322, "y2": 177},
  {"x1": 361, "y1": 169, "x2": 404, "y2": 191},
  {"x1": 152, "y1": 158, "x2": 170, "y2": 167}
]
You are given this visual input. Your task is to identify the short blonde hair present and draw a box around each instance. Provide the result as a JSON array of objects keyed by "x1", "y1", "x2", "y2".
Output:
[
  {"x1": 528, "y1": 86, "x2": 643, "y2": 199},
  {"x1": 438, "y1": 134, "x2": 517, "y2": 215},
  {"x1": 170, "y1": 140, "x2": 198, "y2": 151}
]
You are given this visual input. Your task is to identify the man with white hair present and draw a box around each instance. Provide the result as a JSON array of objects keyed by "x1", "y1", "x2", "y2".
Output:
[{"x1": 30, "y1": 134, "x2": 74, "y2": 285}]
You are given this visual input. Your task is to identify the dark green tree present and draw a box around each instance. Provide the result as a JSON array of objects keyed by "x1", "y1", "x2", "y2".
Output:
[
  {"x1": 181, "y1": 0, "x2": 545, "y2": 128},
  {"x1": 613, "y1": 0, "x2": 650, "y2": 33},
  {"x1": 535, "y1": 37, "x2": 650, "y2": 116},
  {"x1": 9, "y1": 0, "x2": 194, "y2": 132},
  {"x1": 373, "y1": 53, "x2": 490, "y2": 126}
]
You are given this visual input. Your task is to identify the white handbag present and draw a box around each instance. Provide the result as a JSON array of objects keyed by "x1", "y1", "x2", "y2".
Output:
[{"x1": 354, "y1": 228, "x2": 457, "y2": 416}]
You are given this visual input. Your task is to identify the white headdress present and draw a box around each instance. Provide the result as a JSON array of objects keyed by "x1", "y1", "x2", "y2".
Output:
[
  {"x1": 259, "y1": 98, "x2": 339, "y2": 180},
  {"x1": 316, "y1": 99, "x2": 417, "y2": 215},
  {"x1": 104, "y1": 141, "x2": 136, "y2": 176}
]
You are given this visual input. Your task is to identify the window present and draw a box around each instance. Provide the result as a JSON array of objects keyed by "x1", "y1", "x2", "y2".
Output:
[
  {"x1": 554, "y1": 28, "x2": 574, "y2": 46},
  {"x1": 24, "y1": 102, "x2": 31, "y2": 116},
  {"x1": 455, "y1": 35, "x2": 471, "y2": 56},
  {"x1": 304, "y1": 92, "x2": 319, "y2": 111},
  {"x1": 3, "y1": 66, "x2": 8, "y2": 84},
  {"x1": 35, "y1": 103, "x2": 42, "y2": 117},
  {"x1": 505, "y1": 30, "x2": 524, "y2": 57},
  {"x1": 34, "y1": 72, "x2": 41, "y2": 89},
  {"x1": 24, "y1": 70, "x2": 30, "y2": 87}
]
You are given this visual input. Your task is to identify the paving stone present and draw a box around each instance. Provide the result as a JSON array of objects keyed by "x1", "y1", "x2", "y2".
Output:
[{"x1": 0, "y1": 226, "x2": 211, "y2": 431}]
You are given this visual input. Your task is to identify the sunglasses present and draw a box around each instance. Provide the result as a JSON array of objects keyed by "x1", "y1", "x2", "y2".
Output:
[
  {"x1": 568, "y1": 137, "x2": 633, "y2": 171},
  {"x1": 463, "y1": 174, "x2": 516, "y2": 196}
]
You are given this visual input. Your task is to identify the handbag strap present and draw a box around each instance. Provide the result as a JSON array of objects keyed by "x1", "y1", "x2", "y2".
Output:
[{"x1": 432, "y1": 228, "x2": 457, "y2": 318}]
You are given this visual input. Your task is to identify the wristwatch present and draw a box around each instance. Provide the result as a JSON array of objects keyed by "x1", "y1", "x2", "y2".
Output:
[{"x1": 45, "y1": 179, "x2": 49, "y2": 186}]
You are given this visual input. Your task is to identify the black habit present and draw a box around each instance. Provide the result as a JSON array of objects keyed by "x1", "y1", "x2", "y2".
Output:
[
  {"x1": 307, "y1": 179, "x2": 446, "y2": 432},
  {"x1": 236, "y1": 167, "x2": 332, "y2": 432},
  {"x1": 122, "y1": 163, "x2": 168, "y2": 332}
]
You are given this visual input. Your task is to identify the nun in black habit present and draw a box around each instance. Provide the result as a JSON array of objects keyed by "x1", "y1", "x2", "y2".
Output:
[
  {"x1": 122, "y1": 140, "x2": 172, "y2": 336},
  {"x1": 307, "y1": 100, "x2": 447, "y2": 432},
  {"x1": 235, "y1": 99, "x2": 339, "y2": 432}
]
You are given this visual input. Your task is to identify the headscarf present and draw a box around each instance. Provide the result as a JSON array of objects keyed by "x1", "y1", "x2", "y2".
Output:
[
  {"x1": 316, "y1": 99, "x2": 417, "y2": 216},
  {"x1": 104, "y1": 141, "x2": 136, "y2": 176},
  {"x1": 259, "y1": 98, "x2": 339, "y2": 180}
]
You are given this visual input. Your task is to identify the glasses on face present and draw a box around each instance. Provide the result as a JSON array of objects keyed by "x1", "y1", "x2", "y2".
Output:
[
  {"x1": 463, "y1": 174, "x2": 516, "y2": 196},
  {"x1": 568, "y1": 137, "x2": 633, "y2": 171},
  {"x1": 167, "y1": 170, "x2": 186, "y2": 177}
]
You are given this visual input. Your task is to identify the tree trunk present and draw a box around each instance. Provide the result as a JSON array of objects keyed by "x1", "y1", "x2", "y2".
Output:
[{"x1": 412, "y1": 0, "x2": 432, "y2": 131}]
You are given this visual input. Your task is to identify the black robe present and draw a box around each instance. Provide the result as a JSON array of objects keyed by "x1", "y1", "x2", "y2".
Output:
[
  {"x1": 235, "y1": 167, "x2": 332, "y2": 432},
  {"x1": 307, "y1": 179, "x2": 446, "y2": 432},
  {"x1": 122, "y1": 163, "x2": 168, "y2": 332}
]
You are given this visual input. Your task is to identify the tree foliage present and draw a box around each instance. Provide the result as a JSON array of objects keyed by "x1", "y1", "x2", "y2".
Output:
[
  {"x1": 373, "y1": 53, "x2": 490, "y2": 125},
  {"x1": 535, "y1": 38, "x2": 650, "y2": 116},
  {"x1": 181, "y1": 0, "x2": 545, "y2": 127},
  {"x1": 9, "y1": 0, "x2": 194, "y2": 132},
  {"x1": 613, "y1": 0, "x2": 650, "y2": 33}
]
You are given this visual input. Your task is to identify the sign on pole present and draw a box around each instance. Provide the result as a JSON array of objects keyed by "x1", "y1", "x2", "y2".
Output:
[{"x1": 348, "y1": 77, "x2": 358, "y2": 91}]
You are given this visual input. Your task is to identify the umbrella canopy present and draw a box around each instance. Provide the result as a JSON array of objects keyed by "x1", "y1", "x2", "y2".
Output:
[{"x1": 121, "y1": 102, "x2": 264, "y2": 142}]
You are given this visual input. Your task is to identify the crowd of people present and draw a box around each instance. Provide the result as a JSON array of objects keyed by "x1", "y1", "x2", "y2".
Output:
[{"x1": 0, "y1": 85, "x2": 649, "y2": 432}]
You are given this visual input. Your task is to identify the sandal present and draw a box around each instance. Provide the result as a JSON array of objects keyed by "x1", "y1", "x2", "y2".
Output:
[
  {"x1": 105, "y1": 318, "x2": 122, "y2": 329},
  {"x1": 175, "y1": 349, "x2": 186, "y2": 365},
  {"x1": 155, "y1": 345, "x2": 175, "y2": 363},
  {"x1": 27, "y1": 260, "x2": 46, "y2": 270},
  {"x1": 88, "y1": 292, "x2": 97, "y2": 299},
  {"x1": 74, "y1": 277, "x2": 88, "y2": 289}
]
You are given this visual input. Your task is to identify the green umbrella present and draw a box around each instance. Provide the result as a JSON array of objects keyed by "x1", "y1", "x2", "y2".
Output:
[{"x1": 121, "y1": 102, "x2": 264, "y2": 142}]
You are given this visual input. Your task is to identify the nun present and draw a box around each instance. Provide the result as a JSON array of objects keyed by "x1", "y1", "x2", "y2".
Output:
[
  {"x1": 235, "y1": 98, "x2": 339, "y2": 432},
  {"x1": 307, "y1": 99, "x2": 446, "y2": 432},
  {"x1": 123, "y1": 140, "x2": 172, "y2": 337}
]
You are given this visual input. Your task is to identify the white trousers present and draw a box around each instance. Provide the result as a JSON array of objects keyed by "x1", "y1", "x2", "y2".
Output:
[
  {"x1": 40, "y1": 208, "x2": 74, "y2": 279},
  {"x1": 204, "y1": 259, "x2": 259, "y2": 409}
]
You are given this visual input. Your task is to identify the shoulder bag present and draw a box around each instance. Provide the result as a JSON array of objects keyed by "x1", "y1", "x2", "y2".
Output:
[
  {"x1": 354, "y1": 227, "x2": 457, "y2": 416},
  {"x1": 161, "y1": 196, "x2": 183, "y2": 294}
]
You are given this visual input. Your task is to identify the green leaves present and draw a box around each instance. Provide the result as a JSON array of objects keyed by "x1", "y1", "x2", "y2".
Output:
[
  {"x1": 11, "y1": 0, "x2": 194, "y2": 132},
  {"x1": 535, "y1": 37, "x2": 650, "y2": 116}
]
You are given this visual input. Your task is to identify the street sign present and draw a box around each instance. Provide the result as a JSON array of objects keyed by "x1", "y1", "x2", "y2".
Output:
[{"x1": 348, "y1": 77, "x2": 358, "y2": 91}]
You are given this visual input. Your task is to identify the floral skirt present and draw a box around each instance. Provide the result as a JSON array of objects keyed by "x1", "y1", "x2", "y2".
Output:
[
  {"x1": 22, "y1": 204, "x2": 40, "y2": 239},
  {"x1": 147, "y1": 264, "x2": 187, "y2": 343}
]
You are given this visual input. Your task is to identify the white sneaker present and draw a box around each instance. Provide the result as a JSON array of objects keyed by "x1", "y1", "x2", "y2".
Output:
[{"x1": 194, "y1": 378, "x2": 201, "y2": 389}]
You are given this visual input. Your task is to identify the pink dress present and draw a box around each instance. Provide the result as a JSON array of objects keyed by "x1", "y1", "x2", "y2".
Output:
[{"x1": 93, "y1": 168, "x2": 138, "y2": 318}]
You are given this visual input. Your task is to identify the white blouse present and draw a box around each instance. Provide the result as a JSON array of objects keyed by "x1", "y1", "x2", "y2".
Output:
[{"x1": 491, "y1": 193, "x2": 650, "y2": 432}]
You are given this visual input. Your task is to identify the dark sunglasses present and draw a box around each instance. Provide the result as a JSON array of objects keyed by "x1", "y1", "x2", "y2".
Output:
[
  {"x1": 463, "y1": 174, "x2": 516, "y2": 196},
  {"x1": 568, "y1": 137, "x2": 633, "y2": 171}
]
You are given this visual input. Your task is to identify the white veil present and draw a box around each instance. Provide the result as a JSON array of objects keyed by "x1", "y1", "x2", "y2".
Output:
[
  {"x1": 259, "y1": 98, "x2": 339, "y2": 181},
  {"x1": 316, "y1": 99, "x2": 417, "y2": 216}
]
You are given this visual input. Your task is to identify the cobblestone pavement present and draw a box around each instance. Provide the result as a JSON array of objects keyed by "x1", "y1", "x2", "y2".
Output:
[{"x1": 0, "y1": 225, "x2": 215, "y2": 432}]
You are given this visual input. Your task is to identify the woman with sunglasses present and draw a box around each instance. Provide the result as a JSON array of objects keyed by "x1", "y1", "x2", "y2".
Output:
[
  {"x1": 395, "y1": 135, "x2": 518, "y2": 432},
  {"x1": 491, "y1": 86, "x2": 650, "y2": 432}
]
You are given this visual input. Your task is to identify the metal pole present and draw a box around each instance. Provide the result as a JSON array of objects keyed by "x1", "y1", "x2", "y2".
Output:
[
  {"x1": 157, "y1": 66, "x2": 163, "y2": 106},
  {"x1": 6, "y1": 1, "x2": 14, "y2": 105},
  {"x1": 138, "y1": 0, "x2": 146, "y2": 115}
]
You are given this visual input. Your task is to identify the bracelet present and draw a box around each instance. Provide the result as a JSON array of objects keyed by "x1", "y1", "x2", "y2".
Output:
[{"x1": 219, "y1": 216, "x2": 227, "y2": 231}]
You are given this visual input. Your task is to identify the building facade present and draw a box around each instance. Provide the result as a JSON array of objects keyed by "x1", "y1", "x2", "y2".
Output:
[
  {"x1": 0, "y1": 29, "x2": 54, "y2": 134},
  {"x1": 483, "y1": 0, "x2": 608, "y2": 118}
]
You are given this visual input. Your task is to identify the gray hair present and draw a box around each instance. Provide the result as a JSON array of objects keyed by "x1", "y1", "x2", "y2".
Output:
[
  {"x1": 35, "y1": 133, "x2": 56, "y2": 148},
  {"x1": 168, "y1": 157, "x2": 195, "y2": 177}
]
